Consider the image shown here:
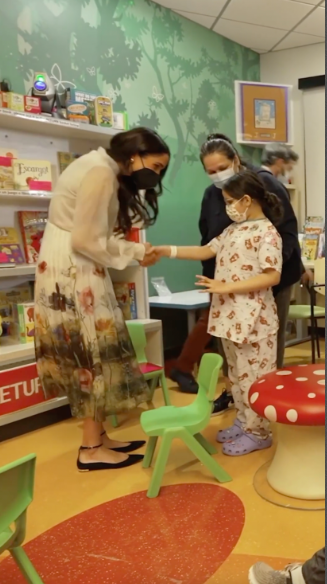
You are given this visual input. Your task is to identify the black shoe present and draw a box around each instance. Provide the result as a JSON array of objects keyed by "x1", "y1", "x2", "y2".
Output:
[
  {"x1": 77, "y1": 444, "x2": 144, "y2": 472},
  {"x1": 112, "y1": 440, "x2": 146, "y2": 454},
  {"x1": 212, "y1": 390, "x2": 234, "y2": 416},
  {"x1": 170, "y1": 368, "x2": 198, "y2": 394}
]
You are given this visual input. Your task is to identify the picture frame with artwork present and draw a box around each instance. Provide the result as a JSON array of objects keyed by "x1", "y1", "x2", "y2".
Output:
[{"x1": 235, "y1": 81, "x2": 293, "y2": 146}]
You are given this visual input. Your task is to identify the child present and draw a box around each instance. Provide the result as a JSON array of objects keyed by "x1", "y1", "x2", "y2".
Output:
[{"x1": 156, "y1": 170, "x2": 283, "y2": 456}]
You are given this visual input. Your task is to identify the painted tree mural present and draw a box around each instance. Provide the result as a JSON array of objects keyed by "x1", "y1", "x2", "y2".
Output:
[{"x1": 0, "y1": 0, "x2": 260, "y2": 291}]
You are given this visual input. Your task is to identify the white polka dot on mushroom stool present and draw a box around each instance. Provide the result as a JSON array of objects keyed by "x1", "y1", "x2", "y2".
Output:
[
  {"x1": 276, "y1": 371, "x2": 292, "y2": 376},
  {"x1": 313, "y1": 370, "x2": 325, "y2": 376},
  {"x1": 257, "y1": 379, "x2": 266, "y2": 384},
  {"x1": 296, "y1": 377, "x2": 308, "y2": 382},
  {"x1": 264, "y1": 405, "x2": 277, "y2": 422},
  {"x1": 286, "y1": 409, "x2": 298, "y2": 423},
  {"x1": 317, "y1": 379, "x2": 325, "y2": 386},
  {"x1": 250, "y1": 392, "x2": 259, "y2": 404},
  {"x1": 276, "y1": 385, "x2": 284, "y2": 390},
  {"x1": 308, "y1": 393, "x2": 316, "y2": 398}
]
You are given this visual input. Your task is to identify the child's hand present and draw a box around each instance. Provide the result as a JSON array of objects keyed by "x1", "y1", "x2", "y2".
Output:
[{"x1": 195, "y1": 275, "x2": 231, "y2": 294}]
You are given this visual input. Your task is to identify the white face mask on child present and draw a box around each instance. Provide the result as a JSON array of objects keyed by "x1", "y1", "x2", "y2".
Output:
[{"x1": 226, "y1": 201, "x2": 249, "y2": 223}]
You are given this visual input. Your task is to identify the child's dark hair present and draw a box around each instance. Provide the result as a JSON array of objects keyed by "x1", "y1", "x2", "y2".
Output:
[{"x1": 224, "y1": 170, "x2": 284, "y2": 225}]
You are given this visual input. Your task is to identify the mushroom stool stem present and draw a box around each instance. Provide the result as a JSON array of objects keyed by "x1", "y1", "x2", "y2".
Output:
[{"x1": 267, "y1": 424, "x2": 325, "y2": 500}]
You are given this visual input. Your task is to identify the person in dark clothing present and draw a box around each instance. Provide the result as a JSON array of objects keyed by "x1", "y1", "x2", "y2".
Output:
[
  {"x1": 249, "y1": 547, "x2": 325, "y2": 584},
  {"x1": 171, "y1": 136, "x2": 305, "y2": 408},
  {"x1": 259, "y1": 143, "x2": 304, "y2": 368}
]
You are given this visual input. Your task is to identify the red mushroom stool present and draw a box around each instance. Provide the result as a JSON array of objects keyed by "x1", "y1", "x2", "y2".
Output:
[{"x1": 249, "y1": 365, "x2": 325, "y2": 500}]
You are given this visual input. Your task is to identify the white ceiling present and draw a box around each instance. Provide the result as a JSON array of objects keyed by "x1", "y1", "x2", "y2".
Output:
[{"x1": 153, "y1": 0, "x2": 325, "y2": 53}]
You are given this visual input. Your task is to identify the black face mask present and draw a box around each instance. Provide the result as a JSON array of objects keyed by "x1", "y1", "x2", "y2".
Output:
[{"x1": 131, "y1": 160, "x2": 161, "y2": 190}]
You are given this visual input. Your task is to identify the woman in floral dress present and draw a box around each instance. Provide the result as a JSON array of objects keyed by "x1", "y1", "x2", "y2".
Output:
[{"x1": 35, "y1": 128, "x2": 170, "y2": 471}]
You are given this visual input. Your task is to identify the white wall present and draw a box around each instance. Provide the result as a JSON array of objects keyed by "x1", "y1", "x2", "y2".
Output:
[{"x1": 260, "y1": 43, "x2": 325, "y2": 226}]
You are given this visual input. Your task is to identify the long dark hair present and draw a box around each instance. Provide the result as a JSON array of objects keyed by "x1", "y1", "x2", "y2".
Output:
[
  {"x1": 224, "y1": 170, "x2": 284, "y2": 225},
  {"x1": 200, "y1": 133, "x2": 243, "y2": 166},
  {"x1": 108, "y1": 127, "x2": 170, "y2": 234}
]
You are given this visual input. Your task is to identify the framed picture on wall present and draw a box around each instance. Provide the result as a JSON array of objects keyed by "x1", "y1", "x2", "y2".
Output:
[{"x1": 235, "y1": 81, "x2": 293, "y2": 146}]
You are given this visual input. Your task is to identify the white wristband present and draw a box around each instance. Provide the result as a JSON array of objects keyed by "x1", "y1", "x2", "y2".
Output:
[{"x1": 170, "y1": 245, "x2": 178, "y2": 259}]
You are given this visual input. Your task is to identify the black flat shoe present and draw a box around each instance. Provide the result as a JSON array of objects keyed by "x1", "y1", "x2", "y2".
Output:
[
  {"x1": 170, "y1": 368, "x2": 198, "y2": 394},
  {"x1": 77, "y1": 444, "x2": 143, "y2": 472},
  {"x1": 111, "y1": 440, "x2": 146, "y2": 454}
]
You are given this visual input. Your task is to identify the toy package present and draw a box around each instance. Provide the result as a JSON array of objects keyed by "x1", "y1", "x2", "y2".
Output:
[{"x1": 94, "y1": 96, "x2": 113, "y2": 127}]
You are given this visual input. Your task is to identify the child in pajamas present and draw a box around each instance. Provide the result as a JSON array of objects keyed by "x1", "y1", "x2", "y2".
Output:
[{"x1": 156, "y1": 170, "x2": 283, "y2": 456}]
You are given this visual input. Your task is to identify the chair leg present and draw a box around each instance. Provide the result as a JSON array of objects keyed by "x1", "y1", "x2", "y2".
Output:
[
  {"x1": 194, "y1": 433, "x2": 218, "y2": 455},
  {"x1": 110, "y1": 415, "x2": 119, "y2": 428},
  {"x1": 11, "y1": 547, "x2": 44, "y2": 584},
  {"x1": 315, "y1": 319, "x2": 321, "y2": 358},
  {"x1": 147, "y1": 434, "x2": 173, "y2": 498},
  {"x1": 160, "y1": 372, "x2": 171, "y2": 406},
  {"x1": 147, "y1": 378, "x2": 158, "y2": 404},
  {"x1": 143, "y1": 436, "x2": 158, "y2": 469},
  {"x1": 182, "y1": 432, "x2": 232, "y2": 484},
  {"x1": 310, "y1": 321, "x2": 316, "y2": 364}
]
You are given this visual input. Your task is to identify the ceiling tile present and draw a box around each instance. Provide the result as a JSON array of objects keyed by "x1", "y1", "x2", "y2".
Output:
[
  {"x1": 274, "y1": 30, "x2": 325, "y2": 49},
  {"x1": 213, "y1": 19, "x2": 286, "y2": 50},
  {"x1": 174, "y1": 10, "x2": 216, "y2": 28},
  {"x1": 223, "y1": 0, "x2": 312, "y2": 31},
  {"x1": 152, "y1": 0, "x2": 228, "y2": 17},
  {"x1": 295, "y1": 6, "x2": 326, "y2": 36}
]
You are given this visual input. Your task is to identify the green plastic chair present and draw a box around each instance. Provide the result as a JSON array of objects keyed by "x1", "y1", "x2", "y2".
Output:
[
  {"x1": 140, "y1": 353, "x2": 232, "y2": 498},
  {"x1": 110, "y1": 321, "x2": 170, "y2": 428},
  {"x1": 288, "y1": 281, "x2": 325, "y2": 364},
  {"x1": 0, "y1": 454, "x2": 44, "y2": 584}
]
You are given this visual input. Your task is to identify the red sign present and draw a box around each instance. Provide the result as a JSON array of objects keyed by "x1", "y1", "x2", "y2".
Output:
[{"x1": 0, "y1": 362, "x2": 49, "y2": 416}]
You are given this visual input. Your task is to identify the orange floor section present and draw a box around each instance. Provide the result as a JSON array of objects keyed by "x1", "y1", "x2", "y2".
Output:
[{"x1": 0, "y1": 342, "x2": 325, "y2": 583}]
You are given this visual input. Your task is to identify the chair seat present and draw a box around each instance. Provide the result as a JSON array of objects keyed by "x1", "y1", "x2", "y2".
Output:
[
  {"x1": 140, "y1": 363, "x2": 163, "y2": 375},
  {"x1": 141, "y1": 400, "x2": 211, "y2": 436},
  {"x1": 288, "y1": 305, "x2": 325, "y2": 320}
]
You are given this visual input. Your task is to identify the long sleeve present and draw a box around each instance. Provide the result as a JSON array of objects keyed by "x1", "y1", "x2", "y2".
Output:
[{"x1": 71, "y1": 166, "x2": 145, "y2": 269}]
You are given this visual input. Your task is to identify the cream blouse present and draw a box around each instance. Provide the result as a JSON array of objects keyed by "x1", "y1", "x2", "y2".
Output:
[{"x1": 49, "y1": 147, "x2": 146, "y2": 270}]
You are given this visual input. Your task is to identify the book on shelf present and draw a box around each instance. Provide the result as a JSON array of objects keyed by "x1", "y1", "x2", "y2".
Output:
[
  {"x1": 302, "y1": 234, "x2": 319, "y2": 262},
  {"x1": 12, "y1": 301, "x2": 35, "y2": 344},
  {"x1": 304, "y1": 216, "x2": 325, "y2": 235},
  {"x1": 12, "y1": 158, "x2": 52, "y2": 191},
  {"x1": 0, "y1": 283, "x2": 33, "y2": 337},
  {"x1": 113, "y1": 282, "x2": 137, "y2": 320},
  {"x1": 0, "y1": 156, "x2": 14, "y2": 190},
  {"x1": 18, "y1": 211, "x2": 48, "y2": 264},
  {"x1": 0, "y1": 227, "x2": 25, "y2": 265},
  {"x1": 57, "y1": 151, "x2": 81, "y2": 174}
]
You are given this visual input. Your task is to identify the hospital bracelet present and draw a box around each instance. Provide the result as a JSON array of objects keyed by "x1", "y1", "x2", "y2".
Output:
[{"x1": 170, "y1": 246, "x2": 178, "y2": 259}]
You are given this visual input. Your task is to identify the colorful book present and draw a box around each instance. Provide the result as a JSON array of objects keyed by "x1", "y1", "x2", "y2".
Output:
[
  {"x1": 12, "y1": 301, "x2": 35, "y2": 344},
  {"x1": 113, "y1": 282, "x2": 138, "y2": 321},
  {"x1": 302, "y1": 234, "x2": 319, "y2": 262},
  {"x1": 0, "y1": 148, "x2": 18, "y2": 159},
  {"x1": 18, "y1": 211, "x2": 48, "y2": 264},
  {"x1": 0, "y1": 156, "x2": 14, "y2": 190},
  {"x1": 0, "y1": 227, "x2": 25, "y2": 265},
  {"x1": 304, "y1": 216, "x2": 325, "y2": 235},
  {"x1": 57, "y1": 152, "x2": 81, "y2": 174},
  {"x1": 12, "y1": 158, "x2": 52, "y2": 191},
  {"x1": 0, "y1": 284, "x2": 33, "y2": 337}
]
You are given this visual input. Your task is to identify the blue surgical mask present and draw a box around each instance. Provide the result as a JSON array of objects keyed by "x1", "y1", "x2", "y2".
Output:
[{"x1": 209, "y1": 166, "x2": 235, "y2": 188}]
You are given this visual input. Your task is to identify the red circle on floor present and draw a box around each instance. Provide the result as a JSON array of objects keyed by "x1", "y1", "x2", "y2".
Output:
[{"x1": 0, "y1": 483, "x2": 245, "y2": 583}]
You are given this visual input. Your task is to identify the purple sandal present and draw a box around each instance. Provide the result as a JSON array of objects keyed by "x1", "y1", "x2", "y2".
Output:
[
  {"x1": 222, "y1": 433, "x2": 272, "y2": 457},
  {"x1": 216, "y1": 419, "x2": 243, "y2": 443}
]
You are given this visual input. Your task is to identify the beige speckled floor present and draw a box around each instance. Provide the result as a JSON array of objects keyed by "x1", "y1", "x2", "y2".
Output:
[{"x1": 0, "y1": 341, "x2": 324, "y2": 583}]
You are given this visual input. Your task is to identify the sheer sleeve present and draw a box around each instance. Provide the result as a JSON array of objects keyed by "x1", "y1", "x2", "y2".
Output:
[{"x1": 71, "y1": 166, "x2": 145, "y2": 269}]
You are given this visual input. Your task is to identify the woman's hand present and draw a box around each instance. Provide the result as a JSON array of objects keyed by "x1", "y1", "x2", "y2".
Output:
[
  {"x1": 195, "y1": 275, "x2": 231, "y2": 294},
  {"x1": 139, "y1": 243, "x2": 162, "y2": 267}
]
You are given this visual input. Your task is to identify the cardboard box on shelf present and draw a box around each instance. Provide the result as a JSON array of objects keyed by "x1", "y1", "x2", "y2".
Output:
[
  {"x1": 24, "y1": 96, "x2": 41, "y2": 114},
  {"x1": 6, "y1": 92, "x2": 25, "y2": 112},
  {"x1": 94, "y1": 96, "x2": 113, "y2": 127}
]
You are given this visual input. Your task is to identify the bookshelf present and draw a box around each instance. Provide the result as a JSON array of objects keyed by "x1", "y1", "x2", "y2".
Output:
[{"x1": 0, "y1": 109, "x2": 163, "y2": 428}]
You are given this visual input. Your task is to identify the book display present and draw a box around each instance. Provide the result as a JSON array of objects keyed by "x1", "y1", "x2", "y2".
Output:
[{"x1": 0, "y1": 106, "x2": 163, "y2": 429}]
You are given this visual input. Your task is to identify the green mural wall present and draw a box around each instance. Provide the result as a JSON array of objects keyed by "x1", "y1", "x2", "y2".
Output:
[{"x1": 0, "y1": 0, "x2": 260, "y2": 292}]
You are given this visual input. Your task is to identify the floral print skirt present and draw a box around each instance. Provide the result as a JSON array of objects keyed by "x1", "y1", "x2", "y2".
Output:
[{"x1": 34, "y1": 222, "x2": 150, "y2": 421}]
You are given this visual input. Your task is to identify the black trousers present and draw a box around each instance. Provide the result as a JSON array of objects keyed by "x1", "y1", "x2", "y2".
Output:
[{"x1": 301, "y1": 548, "x2": 325, "y2": 584}]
